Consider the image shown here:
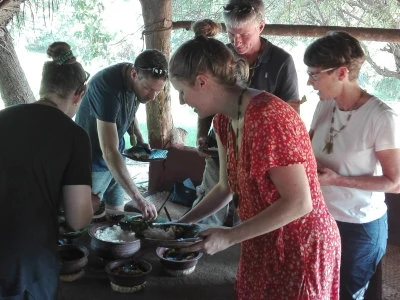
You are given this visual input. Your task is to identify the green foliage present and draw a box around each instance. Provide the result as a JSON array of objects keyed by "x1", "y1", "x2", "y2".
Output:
[
  {"x1": 372, "y1": 77, "x2": 400, "y2": 101},
  {"x1": 9, "y1": 0, "x2": 116, "y2": 63}
]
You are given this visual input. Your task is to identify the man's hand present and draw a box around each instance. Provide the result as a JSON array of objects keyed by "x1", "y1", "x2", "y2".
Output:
[
  {"x1": 136, "y1": 141, "x2": 151, "y2": 153},
  {"x1": 197, "y1": 136, "x2": 208, "y2": 150},
  {"x1": 138, "y1": 198, "x2": 158, "y2": 220}
]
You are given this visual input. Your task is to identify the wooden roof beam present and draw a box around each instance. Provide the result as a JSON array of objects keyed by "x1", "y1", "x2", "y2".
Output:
[{"x1": 172, "y1": 21, "x2": 400, "y2": 43}]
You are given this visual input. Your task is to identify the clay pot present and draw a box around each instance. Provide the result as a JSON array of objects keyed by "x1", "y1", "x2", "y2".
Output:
[
  {"x1": 156, "y1": 247, "x2": 203, "y2": 276},
  {"x1": 88, "y1": 222, "x2": 141, "y2": 260},
  {"x1": 105, "y1": 258, "x2": 152, "y2": 293},
  {"x1": 58, "y1": 244, "x2": 89, "y2": 277}
]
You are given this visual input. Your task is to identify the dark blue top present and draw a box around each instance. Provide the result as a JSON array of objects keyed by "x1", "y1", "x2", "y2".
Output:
[{"x1": 75, "y1": 63, "x2": 140, "y2": 171}]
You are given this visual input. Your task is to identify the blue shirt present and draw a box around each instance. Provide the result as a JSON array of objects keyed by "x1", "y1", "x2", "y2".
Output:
[{"x1": 75, "y1": 63, "x2": 140, "y2": 171}]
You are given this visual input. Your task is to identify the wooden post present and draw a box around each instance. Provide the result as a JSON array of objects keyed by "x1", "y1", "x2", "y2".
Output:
[
  {"x1": 139, "y1": 0, "x2": 173, "y2": 149},
  {"x1": 139, "y1": 0, "x2": 174, "y2": 192}
]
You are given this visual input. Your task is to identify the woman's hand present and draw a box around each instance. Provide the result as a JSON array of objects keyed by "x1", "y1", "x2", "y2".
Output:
[
  {"x1": 187, "y1": 227, "x2": 235, "y2": 255},
  {"x1": 318, "y1": 167, "x2": 340, "y2": 186}
]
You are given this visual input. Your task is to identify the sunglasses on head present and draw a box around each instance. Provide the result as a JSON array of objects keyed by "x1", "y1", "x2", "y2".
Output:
[
  {"x1": 223, "y1": 3, "x2": 254, "y2": 15},
  {"x1": 136, "y1": 67, "x2": 168, "y2": 79}
]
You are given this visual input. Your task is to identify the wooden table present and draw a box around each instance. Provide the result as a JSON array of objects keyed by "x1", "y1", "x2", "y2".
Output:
[{"x1": 58, "y1": 233, "x2": 239, "y2": 300}]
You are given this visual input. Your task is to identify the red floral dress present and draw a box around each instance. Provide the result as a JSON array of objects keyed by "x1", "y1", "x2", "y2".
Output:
[{"x1": 214, "y1": 92, "x2": 341, "y2": 300}]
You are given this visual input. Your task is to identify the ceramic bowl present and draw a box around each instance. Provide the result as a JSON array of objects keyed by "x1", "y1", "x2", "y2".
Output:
[
  {"x1": 58, "y1": 244, "x2": 89, "y2": 281},
  {"x1": 88, "y1": 222, "x2": 141, "y2": 260},
  {"x1": 105, "y1": 258, "x2": 152, "y2": 293},
  {"x1": 156, "y1": 247, "x2": 203, "y2": 276}
]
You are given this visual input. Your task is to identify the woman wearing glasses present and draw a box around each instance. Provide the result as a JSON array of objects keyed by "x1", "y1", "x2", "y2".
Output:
[
  {"x1": 75, "y1": 49, "x2": 168, "y2": 220},
  {"x1": 173, "y1": 36, "x2": 340, "y2": 299},
  {"x1": 0, "y1": 42, "x2": 93, "y2": 299},
  {"x1": 306, "y1": 31, "x2": 400, "y2": 299}
]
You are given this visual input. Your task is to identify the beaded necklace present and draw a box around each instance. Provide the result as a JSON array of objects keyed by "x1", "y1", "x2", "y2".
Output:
[
  {"x1": 323, "y1": 89, "x2": 366, "y2": 154},
  {"x1": 228, "y1": 88, "x2": 247, "y2": 208}
]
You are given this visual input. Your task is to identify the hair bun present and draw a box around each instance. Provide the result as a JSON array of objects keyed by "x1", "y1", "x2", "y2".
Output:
[
  {"x1": 47, "y1": 42, "x2": 76, "y2": 65},
  {"x1": 192, "y1": 19, "x2": 221, "y2": 38}
]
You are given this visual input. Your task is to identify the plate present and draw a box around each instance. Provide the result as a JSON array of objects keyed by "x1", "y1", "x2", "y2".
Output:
[
  {"x1": 143, "y1": 222, "x2": 202, "y2": 247},
  {"x1": 122, "y1": 221, "x2": 202, "y2": 248},
  {"x1": 148, "y1": 237, "x2": 203, "y2": 248},
  {"x1": 123, "y1": 146, "x2": 168, "y2": 162}
]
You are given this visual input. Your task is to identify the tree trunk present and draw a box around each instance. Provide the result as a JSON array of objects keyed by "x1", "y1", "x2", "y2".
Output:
[
  {"x1": 0, "y1": 2, "x2": 35, "y2": 107},
  {"x1": 139, "y1": 0, "x2": 173, "y2": 149},
  {"x1": 139, "y1": 0, "x2": 174, "y2": 192}
]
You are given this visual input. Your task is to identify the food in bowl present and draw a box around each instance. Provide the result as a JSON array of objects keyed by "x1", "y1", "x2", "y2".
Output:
[
  {"x1": 156, "y1": 247, "x2": 203, "y2": 276},
  {"x1": 105, "y1": 259, "x2": 152, "y2": 293},
  {"x1": 88, "y1": 223, "x2": 141, "y2": 260},
  {"x1": 119, "y1": 217, "x2": 201, "y2": 240},
  {"x1": 94, "y1": 224, "x2": 136, "y2": 243},
  {"x1": 111, "y1": 262, "x2": 148, "y2": 275},
  {"x1": 162, "y1": 248, "x2": 199, "y2": 261}
]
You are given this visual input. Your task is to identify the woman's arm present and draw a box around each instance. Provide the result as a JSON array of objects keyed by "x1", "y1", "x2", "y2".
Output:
[
  {"x1": 63, "y1": 185, "x2": 93, "y2": 231},
  {"x1": 319, "y1": 148, "x2": 400, "y2": 193},
  {"x1": 191, "y1": 163, "x2": 313, "y2": 255}
]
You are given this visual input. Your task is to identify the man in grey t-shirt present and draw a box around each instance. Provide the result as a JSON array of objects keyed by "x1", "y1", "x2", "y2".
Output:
[
  {"x1": 193, "y1": 0, "x2": 300, "y2": 226},
  {"x1": 75, "y1": 49, "x2": 168, "y2": 219}
]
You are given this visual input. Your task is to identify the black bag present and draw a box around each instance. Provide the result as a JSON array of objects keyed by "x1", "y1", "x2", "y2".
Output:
[{"x1": 171, "y1": 178, "x2": 197, "y2": 207}]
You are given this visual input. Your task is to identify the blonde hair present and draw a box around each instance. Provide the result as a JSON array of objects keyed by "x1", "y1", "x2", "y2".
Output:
[
  {"x1": 191, "y1": 19, "x2": 221, "y2": 38},
  {"x1": 170, "y1": 36, "x2": 248, "y2": 87}
]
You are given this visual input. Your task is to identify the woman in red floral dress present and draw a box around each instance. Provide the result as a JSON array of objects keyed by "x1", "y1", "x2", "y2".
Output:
[{"x1": 170, "y1": 36, "x2": 341, "y2": 299}]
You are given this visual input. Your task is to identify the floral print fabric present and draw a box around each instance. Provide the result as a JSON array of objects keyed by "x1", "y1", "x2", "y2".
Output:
[{"x1": 214, "y1": 92, "x2": 341, "y2": 300}]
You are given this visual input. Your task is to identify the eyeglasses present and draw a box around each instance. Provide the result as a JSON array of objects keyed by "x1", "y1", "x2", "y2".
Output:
[
  {"x1": 77, "y1": 70, "x2": 90, "y2": 94},
  {"x1": 136, "y1": 67, "x2": 168, "y2": 79},
  {"x1": 223, "y1": 3, "x2": 254, "y2": 15},
  {"x1": 83, "y1": 71, "x2": 90, "y2": 84},
  {"x1": 307, "y1": 67, "x2": 337, "y2": 81}
]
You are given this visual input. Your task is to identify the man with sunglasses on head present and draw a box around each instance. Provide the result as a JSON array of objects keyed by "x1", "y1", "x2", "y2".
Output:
[
  {"x1": 194, "y1": 0, "x2": 300, "y2": 226},
  {"x1": 223, "y1": 0, "x2": 299, "y2": 105},
  {"x1": 75, "y1": 49, "x2": 168, "y2": 220}
]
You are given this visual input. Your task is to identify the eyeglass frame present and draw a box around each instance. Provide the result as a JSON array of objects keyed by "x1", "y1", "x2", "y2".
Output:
[
  {"x1": 136, "y1": 66, "x2": 168, "y2": 79},
  {"x1": 307, "y1": 67, "x2": 338, "y2": 81},
  {"x1": 76, "y1": 70, "x2": 90, "y2": 94},
  {"x1": 223, "y1": 3, "x2": 255, "y2": 15}
]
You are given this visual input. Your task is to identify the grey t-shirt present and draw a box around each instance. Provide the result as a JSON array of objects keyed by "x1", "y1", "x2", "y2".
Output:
[
  {"x1": 228, "y1": 37, "x2": 299, "y2": 101},
  {"x1": 207, "y1": 39, "x2": 300, "y2": 146},
  {"x1": 75, "y1": 63, "x2": 140, "y2": 171}
]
